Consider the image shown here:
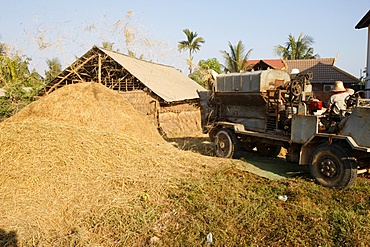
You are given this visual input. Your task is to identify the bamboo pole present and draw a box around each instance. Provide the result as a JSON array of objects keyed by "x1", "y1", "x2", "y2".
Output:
[
  {"x1": 98, "y1": 54, "x2": 102, "y2": 84},
  {"x1": 46, "y1": 54, "x2": 98, "y2": 94}
]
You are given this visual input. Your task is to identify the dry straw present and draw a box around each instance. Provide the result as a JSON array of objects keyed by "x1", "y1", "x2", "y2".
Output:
[{"x1": 0, "y1": 82, "x2": 234, "y2": 245}]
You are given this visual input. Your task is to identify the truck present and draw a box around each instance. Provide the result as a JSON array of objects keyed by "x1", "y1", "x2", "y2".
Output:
[{"x1": 198, "y1": 69, "x2": 370, "y2": 189}]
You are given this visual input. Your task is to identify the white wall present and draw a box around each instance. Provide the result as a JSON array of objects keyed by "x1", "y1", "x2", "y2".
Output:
[{"x1": 366, "y1": 25, "x2": 370, "y2": 98}]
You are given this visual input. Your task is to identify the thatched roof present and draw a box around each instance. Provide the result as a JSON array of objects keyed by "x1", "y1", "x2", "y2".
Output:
[{"x1": 44, "y1": 46, "x2": 205, "y2": 103}]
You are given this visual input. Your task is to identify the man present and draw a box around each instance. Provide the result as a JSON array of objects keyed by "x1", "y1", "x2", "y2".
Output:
[{"x1": 327, "y1": 80, "x2": 354, "y2": 115}]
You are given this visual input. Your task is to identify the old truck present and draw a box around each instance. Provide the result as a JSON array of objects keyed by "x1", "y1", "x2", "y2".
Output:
[{"x1": 198, "y1": 69, "x2": 370, "y2": 188}]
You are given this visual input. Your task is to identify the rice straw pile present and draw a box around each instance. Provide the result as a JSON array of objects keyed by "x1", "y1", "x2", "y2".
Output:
[
  {"x1": 7, "y1": 82, "x2": 162, "y2": 143},
  {"x1": 0, "y1": 82, "x2": 231, "y2": 245}
]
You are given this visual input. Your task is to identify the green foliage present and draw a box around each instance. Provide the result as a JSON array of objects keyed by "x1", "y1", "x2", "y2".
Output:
[
  {"x1": 221, "y1": 40, "x2": 253, "y2": 73},
  {"x1": 127, "y1": 49, "x2": 144, "y2": 60},
  {"x1": 198, "y1": 58, "x2": 222, "y2": 74},
  {"x1": 102, "y1": 41, "x2": 114, "y2": 51},
  {"x1": 44, "y1": 57, "x2": 62, "y2": 84},
  {"x1": 275, "y1": 33, "x2": 320, "y2": 60},
  {"x1": 189, "y1": 58, "x2": 222, "y2": 89},
  {"x1": 178, "y1": 29, "x2": 205, "y2": 74},
  {"x1": 0, "y1": 42, "x2": 5, "y2": 56},
  {"x1": 0, "y1": 49, "x2": 44, "y2": 120}
]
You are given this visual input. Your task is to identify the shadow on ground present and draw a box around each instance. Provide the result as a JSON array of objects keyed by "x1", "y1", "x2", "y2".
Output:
[
  {"x1": 0, "y1": 229, "x2": 18, "y2": 247},
  {"x1": 166, "y1": 135, "x2": 310, "y2": 181}
]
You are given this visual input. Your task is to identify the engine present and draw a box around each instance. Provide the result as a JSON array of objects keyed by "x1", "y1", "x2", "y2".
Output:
[{"x1": 204, "y1": 69, "x2": 322, "y2": 135}]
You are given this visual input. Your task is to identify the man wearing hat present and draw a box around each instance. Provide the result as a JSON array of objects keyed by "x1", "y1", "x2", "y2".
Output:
[{"x1": 327, "y1": 80, "x2": 354, "y2": 114}]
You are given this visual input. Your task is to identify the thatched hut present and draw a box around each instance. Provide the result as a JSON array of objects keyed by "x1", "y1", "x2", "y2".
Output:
[{"x1": 42, "y1": 46, "x2": 206, "y2": 137}]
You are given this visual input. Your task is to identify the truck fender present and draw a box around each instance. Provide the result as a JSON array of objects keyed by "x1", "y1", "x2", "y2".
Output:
[{"x1": 300, "y1": 134, "x2": 356, "y2": 165}]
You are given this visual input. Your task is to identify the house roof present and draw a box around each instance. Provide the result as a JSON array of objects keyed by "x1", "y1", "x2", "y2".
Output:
[
  {"x1": 355, "y1": 10, "x2": 370, "y2": 29},
  {"x1": 245, "y1": 58, "x2": 359, "y2": 85},
  {"x1": 98, "y1": 47, "x2": 205, "y2": 102},
  {"x1": 284, "y1": 58, "x2": 359, "y2": 85},
  {"x1": 46, "y1": 46, "x2": 205, "y2": 103},
  {"x1": 246, "y1": 59, "x2": 286, "y2": 70},
  {"x1": 284, "y1": 58, "x2": 335, "y2": 72}
]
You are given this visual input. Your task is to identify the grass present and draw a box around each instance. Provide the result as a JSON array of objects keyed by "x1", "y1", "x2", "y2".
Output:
[
  {"x1": 158, "y1": 169, "x2": 370, "y2": 246},
  {"x1": 62, "y1": 167, "x2": 369, "y2": 247}
]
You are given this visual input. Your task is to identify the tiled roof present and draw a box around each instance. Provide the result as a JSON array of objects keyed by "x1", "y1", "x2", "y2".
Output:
[
  {"x1": 285, "y1": 59, "x2": 359, "y2": 85},
  {"x1": 246, "y1": 59, "x2": 286, "y2": 69},
  {"x1": 284, "y1": 58, "x2": 335, "y2": 72},
  {"x1": 248, "y1": 58, "x2": 359, "y2": 85}
]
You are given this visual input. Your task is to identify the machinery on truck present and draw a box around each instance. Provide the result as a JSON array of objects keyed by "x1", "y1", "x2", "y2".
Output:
[{"x1": 198, "y1": 69, "x2": 370, "y2": 189}]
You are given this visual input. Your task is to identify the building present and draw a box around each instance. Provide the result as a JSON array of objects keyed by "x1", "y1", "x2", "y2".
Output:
[
  {"x1": 245, "y1": 59, "x2": 287, "y2": 71},
  {"x1": 42, "y1": 45, "x2": 206, "y2": 137},
  {"x1": 283, "y1": 58, "x2": 359, "y2": 92},
  {"x1": 246, "y1": 58, "x2": 359, "y2": 92},
  {"x1": 356, "y1": 10, "x2": 370, "y2": 98}
]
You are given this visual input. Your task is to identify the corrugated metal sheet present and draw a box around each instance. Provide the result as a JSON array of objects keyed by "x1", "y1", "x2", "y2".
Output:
[{"x1": 98, "y1": 47, "x2": 206, "y2": 102}]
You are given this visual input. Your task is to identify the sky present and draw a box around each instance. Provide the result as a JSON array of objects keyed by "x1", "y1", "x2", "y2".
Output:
[{"x1": 0, "y1": 0, "x2": 369, "y2": 78}]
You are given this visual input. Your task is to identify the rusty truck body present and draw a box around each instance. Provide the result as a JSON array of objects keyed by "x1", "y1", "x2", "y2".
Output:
[{"x1": 198, "y1": 69, "x2": 370, "y2": 188}]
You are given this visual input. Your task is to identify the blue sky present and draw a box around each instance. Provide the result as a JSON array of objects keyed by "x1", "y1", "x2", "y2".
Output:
[{"x1": 0, "y1": 0, "x2": 368, "y2": 78}]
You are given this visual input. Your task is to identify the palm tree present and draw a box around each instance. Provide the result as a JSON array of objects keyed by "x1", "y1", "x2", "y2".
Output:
[
  {"x1": 178, "y1": 29, "x2": 205, "y2": 74},
  {"x1": 275, "y1": 33, "x2": 319, "y2": 60},
  {"x1": 221, "y1": 40, "x2": 253, "y2": 73}
]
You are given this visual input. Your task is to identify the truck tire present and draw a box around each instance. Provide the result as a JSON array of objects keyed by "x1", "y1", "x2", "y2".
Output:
[
  {"x1": 214, "y1": 128, "x2": 239, "y2": 158},
  {"x1": 309, "y1": 144, "x2": 357, "y2": 189},
  {"x1": 256, "y1": 143, "x2": 281, "y2": 157}
]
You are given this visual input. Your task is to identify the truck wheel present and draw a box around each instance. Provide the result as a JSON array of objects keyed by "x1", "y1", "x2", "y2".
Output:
[
  {"x1": 309, "y1": 144, "x2": 357, "y2": 189},
  {"x1": 208, "y1": 128, "x2": 219, "y2": 142},
  {"x1": 256, "y1": 143, "x2": 281, "y2": 157},
  {"x1": 214, "y1": 129, "x2": 239, "y2": 158}
]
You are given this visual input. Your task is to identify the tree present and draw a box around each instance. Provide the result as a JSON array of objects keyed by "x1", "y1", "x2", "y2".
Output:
[
  {"x1": 275, "y1": 33, "x2": 319, "y2": 60},
  {"x1": 0, "y1": 43, "x2": 5, "y2": 56},
  {"x1": 102, "y1": 41, "x2": 114, "y2": 51},
  {"x1": 178, "y1": 29, "x2": 205, "y2": 74},
  {"x1": 0, "y1": 35, "x2": 5, "y2": 56},
  {"x1": 189, "y1": 58, "x2": 222, "y2": 89},
  {"x1": 44, "y1": 57, "x2": 62, "y2": 84},
  {"x1": 221, "y1": 40, "x2": 253, "y2": 73},
  {"x1": 0, "y1": 47, "x2": 43, "y2": 120},
  {"x1": 127, "y1": 49, "x2": 144, "y2": 60}
]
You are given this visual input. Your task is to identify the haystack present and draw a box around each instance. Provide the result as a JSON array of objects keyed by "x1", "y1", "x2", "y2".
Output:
[
  {"x1": 0, "y1": 82, "x2": 232, "y2": 245},
  {"x1": 7, "y1": 82, "x2": 162, "y2": 143}
]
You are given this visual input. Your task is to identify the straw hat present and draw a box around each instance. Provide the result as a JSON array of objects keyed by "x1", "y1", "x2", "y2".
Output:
[{"x1": 332, "y1": 80, "x2": 346, "y2": 92}]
